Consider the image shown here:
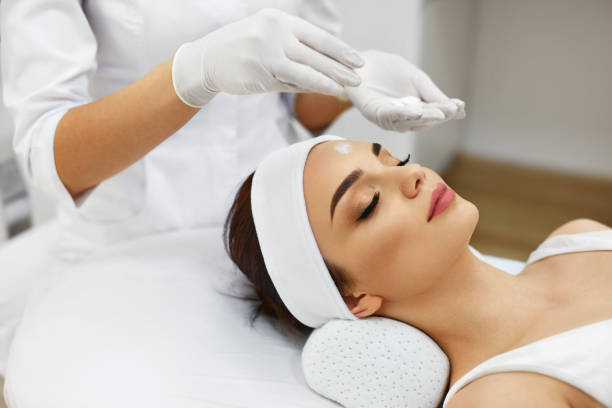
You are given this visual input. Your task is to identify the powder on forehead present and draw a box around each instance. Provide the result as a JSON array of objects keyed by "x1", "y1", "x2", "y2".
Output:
[{"x1": 333, "y1": 142, "x2": 352, "y2": 155}]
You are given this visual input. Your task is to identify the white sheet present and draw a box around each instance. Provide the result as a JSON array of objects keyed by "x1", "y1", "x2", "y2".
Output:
[
  {"x1": 1, "y1": 221, "x2": 525, "y2": 407},
  {"x1": 0, "y1": 220, "x2": 58, "y2": 377},
  {"x1": 3, "y1": 223, "x2": 340, "y2": 407}
]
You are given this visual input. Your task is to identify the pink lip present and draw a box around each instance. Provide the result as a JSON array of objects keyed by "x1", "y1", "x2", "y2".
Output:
[{"x1": 427, "y1": 182, "x2": 456, "y2": 222}]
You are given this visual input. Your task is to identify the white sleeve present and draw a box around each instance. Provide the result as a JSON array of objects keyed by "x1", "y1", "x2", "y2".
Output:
[
  {"x1": 298, "y1": 0, "x2": 342, "y2": 37},
  {"x1": 1, "y1": 0, "x2": 98, "y2": 211}
]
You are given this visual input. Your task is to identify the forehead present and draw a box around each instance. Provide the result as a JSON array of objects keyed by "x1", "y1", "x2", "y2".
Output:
[
  {"x1": 303, "y1": 140, "x2": 372, "y2": 227},
  {"x1": 305, "y1": 140, "x2": 371, "y2": 186},
  {"x1": 308, "y1": 139, "x2": 372, "y2": 163}
]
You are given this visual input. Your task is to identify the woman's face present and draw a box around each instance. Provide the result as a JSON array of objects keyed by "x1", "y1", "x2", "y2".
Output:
[{"x1": 303, "y1": 140, "x2": 479, "y2": 305}]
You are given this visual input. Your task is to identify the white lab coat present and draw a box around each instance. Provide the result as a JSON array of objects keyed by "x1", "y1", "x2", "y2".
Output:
[{"x1": 0, "y1": 0, "x2": 341, "y2": 260}]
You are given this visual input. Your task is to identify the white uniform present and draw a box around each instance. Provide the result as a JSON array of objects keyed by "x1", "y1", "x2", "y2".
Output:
[{"x1": 0, "y1": 0, "x2": 341, "y2": 260}]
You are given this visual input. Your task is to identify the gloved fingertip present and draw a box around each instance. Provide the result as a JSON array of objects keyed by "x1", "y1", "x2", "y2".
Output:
[
  {"x1": 442, "y1": 103, "x2": 458, "y2": 118},
  {"x1": 451, "y1": 98, "x2": 465, "y2": 108},
  {"x1": 421, "y1": 108, "x2": 445, "y2": 121},
  {"x1": 403, "y1": 112, "x2": 422, "y2": 121},
  {"x1": 451, "y1": 99, "x2": 466, "y2": 117},
  {"x1": 345, "y1": 51, "x2": 365, "y2": 68},
  {"x1": 424, "y1": 101, "x2": 455, "y2": 119},
  {"x1": 351, "y1": 75, "x2": 362, "y2": 87},
  {"x1": 404, "y1": 105, "x2": 423, "y2": 120}
]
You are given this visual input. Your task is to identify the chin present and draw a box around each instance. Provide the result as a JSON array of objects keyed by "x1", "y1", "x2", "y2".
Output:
[
  {"x1": 444, "y1": 195, "x2": 479, "y2": 252},
  {"x1": 460, "y1": 199, "x2": 479, "y2": 245}
]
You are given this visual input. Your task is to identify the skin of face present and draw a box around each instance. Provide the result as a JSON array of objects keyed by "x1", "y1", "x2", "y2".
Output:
[{"x1": 303, "y1": 140, "x2": 480, "y2": 318}]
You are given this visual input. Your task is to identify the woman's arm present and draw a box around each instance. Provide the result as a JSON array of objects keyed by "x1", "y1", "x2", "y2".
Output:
[
  {"x1": 294, "y1": 93, "x2": 352, "y2": 135},
  {"x1": 55, "y1": 58, "x2": 199, "y2": 198},
  {"x1": 57, "y1": 81, "x2": 352, "y2": 198},
  {"x1": 56, "y1": 70, "x2": 353, "y2": 199},
  {"x1": 2, "y1": 0, "x2": 199, "y2": 202},
  {"x1": 5, "y1": 3, "x2": 361, "y2": 201}
]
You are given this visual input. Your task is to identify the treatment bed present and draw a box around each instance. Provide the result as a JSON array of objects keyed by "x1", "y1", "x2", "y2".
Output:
[{"x1": 0, "y1": 220, "x2": 525, "y2": 407}]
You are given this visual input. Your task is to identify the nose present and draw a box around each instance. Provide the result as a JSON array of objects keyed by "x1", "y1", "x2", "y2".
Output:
[{"x1": 398, "y1": 163, "x2": 426, "y2": 199}]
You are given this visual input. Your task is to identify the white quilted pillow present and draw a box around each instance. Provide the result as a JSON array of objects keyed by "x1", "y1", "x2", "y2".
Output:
[{"x1": 302, "y1": 317, "x2": 449, "y2": 408}]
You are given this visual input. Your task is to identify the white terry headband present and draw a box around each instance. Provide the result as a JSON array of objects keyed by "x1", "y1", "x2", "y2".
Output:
[{"x1": 251, "y1": 135, "x2": 359, "y2": 328}]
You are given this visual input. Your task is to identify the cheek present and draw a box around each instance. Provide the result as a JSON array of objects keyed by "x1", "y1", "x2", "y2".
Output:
[
  {"x1": 339, "y1": 197, "x2": 479, "y2": 299},
  {"x1": 377, "y1": 212, "x2": 423, "y2": 291},
  {"x1": 347, "y1": 208, "x2": 421, "y2": 295}
]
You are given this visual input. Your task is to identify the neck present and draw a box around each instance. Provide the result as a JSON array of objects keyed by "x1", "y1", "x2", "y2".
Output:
[{"x1": 377, "y1": 247, "x2": 554, "y2": 370}]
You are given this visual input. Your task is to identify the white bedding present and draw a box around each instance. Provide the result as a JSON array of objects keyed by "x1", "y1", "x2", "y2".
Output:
[{"x1": 0, "y1": 220, "x2": 525, "y2": 407}]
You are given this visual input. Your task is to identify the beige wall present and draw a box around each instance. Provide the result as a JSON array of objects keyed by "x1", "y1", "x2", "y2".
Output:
[
  {"x1": 460, "y1": 0, "x2": 611, "y2": 177},
  {"x1": 417, "y1": 0, "x2": 476, "y2": 173}
]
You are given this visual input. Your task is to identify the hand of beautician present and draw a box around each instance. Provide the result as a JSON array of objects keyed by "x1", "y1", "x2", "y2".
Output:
[
  {"x1": 172, "y1": 8, "x2": 365, "y2": 108},
  {"x1": 342, "y1": 50, "x2": 466, "y2": 132}
]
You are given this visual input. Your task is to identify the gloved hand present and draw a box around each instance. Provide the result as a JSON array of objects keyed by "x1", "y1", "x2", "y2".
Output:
[
  {"x1": 172, "y1": 8, "x2": 365, "y2": 108},
  {"x1": 342, "y1": 50, "x2": 466, "y2": 132}
]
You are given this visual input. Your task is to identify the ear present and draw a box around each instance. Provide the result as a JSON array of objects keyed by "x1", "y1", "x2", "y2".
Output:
[{"x1": 343, "y1": 292, "x2": 383, "y2": 318}]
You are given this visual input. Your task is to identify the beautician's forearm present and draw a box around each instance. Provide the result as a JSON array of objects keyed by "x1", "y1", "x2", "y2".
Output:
[
  {"x1": 54, "y1": 57, "x2": 199, "y2": 198},
  {"x1": 295, "y1": 93, "x2": 352, "y2": 134}
]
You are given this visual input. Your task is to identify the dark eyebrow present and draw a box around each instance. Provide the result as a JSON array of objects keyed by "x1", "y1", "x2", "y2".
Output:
[
  {"x1": 330, "y1": 169, "x2": 363, "y2": 221},
  {"x1": 329, "y1": 143, "x2": 381, "y2": 222}
]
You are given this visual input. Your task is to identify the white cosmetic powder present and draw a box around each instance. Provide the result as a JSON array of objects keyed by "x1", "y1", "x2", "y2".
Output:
[{"x1": 333, "y1": 142, "x2": 352, "y2": 155}]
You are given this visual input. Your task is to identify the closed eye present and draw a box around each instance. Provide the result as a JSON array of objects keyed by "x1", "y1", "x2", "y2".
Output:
[
  {"x1": 357, "y1": 192, "x2": 379, "y2": 221},
  {"x1": 397, "y1": 153, "x2": 411, "y2": 166},
  {"x1": 356, "y1": 152, "x2": 409, "y2": 222}
]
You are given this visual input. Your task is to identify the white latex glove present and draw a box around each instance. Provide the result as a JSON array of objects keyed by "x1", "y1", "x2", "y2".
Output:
[
  {"x1": 343, "y1": 50, "x2": 466, "y2": 132},
  {"x1": 172, "y1": 8, "x2": 364, "y2": 108}
]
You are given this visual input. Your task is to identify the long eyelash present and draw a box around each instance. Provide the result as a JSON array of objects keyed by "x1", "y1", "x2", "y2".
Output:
[
  {"x1": 357, "y1": 192, "x2": 379, "y2": 221},
  {"x1": 397, "y1": 153, "x2": 411, "y2": 166}
]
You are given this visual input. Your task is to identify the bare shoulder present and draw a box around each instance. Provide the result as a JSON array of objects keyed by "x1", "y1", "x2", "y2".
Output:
[
  {"x1": 545, "y1": 218, "x2": 611, "y2": 240},
  {"x1": 446, "y1": 373, "x2": 571, "y2": 408}
]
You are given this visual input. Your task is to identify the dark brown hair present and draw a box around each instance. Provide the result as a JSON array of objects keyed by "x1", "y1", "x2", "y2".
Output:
[{"x1": 223, "y1": 172, "x2": 353, "y2": 337}]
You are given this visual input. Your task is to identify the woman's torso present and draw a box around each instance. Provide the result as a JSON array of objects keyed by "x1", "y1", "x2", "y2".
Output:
[
  {"x1": 55, "y1": 0, "x2": 340, "y2": 258},
  {"x1": 446, "y1": 226, "x2": 612, "y2": 407}
]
